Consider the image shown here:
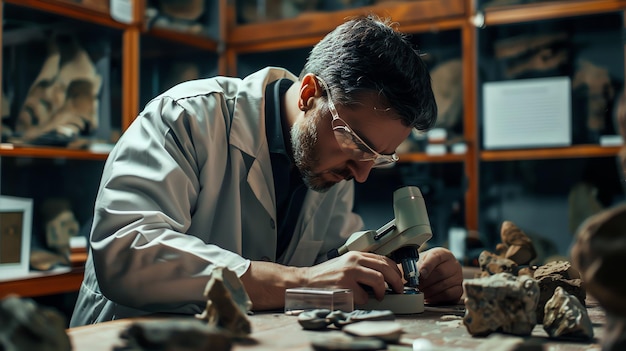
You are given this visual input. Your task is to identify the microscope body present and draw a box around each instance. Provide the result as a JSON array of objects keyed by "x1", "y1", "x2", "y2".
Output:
[{"x1": 330, "y1": 186, "x2": 432, "y2": 313}]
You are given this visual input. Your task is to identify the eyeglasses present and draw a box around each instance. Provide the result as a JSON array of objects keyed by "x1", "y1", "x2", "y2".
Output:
[{"x1": 317, "y1": 77, "x2": 399, "y2": 168}]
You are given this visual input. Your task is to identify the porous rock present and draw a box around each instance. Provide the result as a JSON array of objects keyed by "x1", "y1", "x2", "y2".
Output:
[
  {"x1": 463, "y1": 272, "x2": 539, "y2": 336},
  {"x1": 478, "y1": 250, "x2": 518, "y2": 277},
  {"x1": 543, "y1": 286, "x2": 594, "y2": 340}
]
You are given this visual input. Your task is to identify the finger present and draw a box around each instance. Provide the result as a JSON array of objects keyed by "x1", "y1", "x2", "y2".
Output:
[
  {"x1": 418, "y1": 248, "x2": 457, "y2": 280},
  {"x1": 359, "y1": 254, "x2": 404, "y2": 294}
]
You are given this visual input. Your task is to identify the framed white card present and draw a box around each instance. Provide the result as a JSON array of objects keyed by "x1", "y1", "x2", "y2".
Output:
[
  {"x1": 0, "y1": 196, "x2": 33, "y2": 278},
  {"x1": 483, "y1": 76, "x2": 571, "y2": 149}
]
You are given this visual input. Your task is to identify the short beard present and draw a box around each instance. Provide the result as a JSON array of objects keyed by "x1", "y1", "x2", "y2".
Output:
[{"x1": 290, "y1": 113, "x2": 335, "y2": 193}]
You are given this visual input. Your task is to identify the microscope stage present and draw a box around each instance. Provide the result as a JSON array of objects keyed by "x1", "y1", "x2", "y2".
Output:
[{"x1": 357, "y1": 289, "x2": 424, "y2": 314}]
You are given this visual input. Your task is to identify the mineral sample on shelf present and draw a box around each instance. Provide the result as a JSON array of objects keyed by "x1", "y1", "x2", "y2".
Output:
[
  {"x1": 196, "y1": 266, "x2": 252, "y2": 336},
  {"x1": 571, "y1": 203, "x2": 626, "y2": 351},
  {"x1": 533, "y1": 260, "x2": 586, "y2": 323},
  {"x1": 495, "y1": 221, "x2": 537, "y2": 266},
  {"x1": 0, "y1": 295, "x2": 71, "y2": 351},
  {"x1": 478, "y1": 250, "x2": 518, "y2": 277},
  {"x1": 463, "y1": 272, "x2": 539, "y2": 336},
  {"x1": 543, "y1": 286, "x2": 594, "y2": 340}
]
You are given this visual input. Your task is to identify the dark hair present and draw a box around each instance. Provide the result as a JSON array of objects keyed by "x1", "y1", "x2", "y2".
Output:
[{"x1": 299, "y1": 15, "x2": 437, "y2": 131}]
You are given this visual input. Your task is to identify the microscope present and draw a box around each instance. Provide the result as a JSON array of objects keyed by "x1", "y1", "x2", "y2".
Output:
[{"x1": 328, "y1": 186, "x2": 432, "y2": 313}]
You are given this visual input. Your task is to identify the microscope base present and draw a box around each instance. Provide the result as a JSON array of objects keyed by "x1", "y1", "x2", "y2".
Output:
[{"x1": 357, "y1": 291, "x2": 424, "y2": 314}]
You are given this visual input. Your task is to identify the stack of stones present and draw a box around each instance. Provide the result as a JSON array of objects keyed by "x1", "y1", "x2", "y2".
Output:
[{"x1": 462, "y1": 221, "x2": 593, "y2": 341}]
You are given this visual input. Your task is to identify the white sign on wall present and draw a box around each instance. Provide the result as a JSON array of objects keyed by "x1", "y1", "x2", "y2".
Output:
[{"x1": 483, "y1": 76, "x2": 571, "y2": 149}]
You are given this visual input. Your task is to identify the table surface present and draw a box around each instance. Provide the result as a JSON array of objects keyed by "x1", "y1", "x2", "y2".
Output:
[{"x1": 68, "y1": 301, "x2": 606, "y2": 351}]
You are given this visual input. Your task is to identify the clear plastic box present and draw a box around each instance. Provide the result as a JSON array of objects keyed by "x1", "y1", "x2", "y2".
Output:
[{"x1": 284, "y1": 287, "x2": 354, "y2": 315}]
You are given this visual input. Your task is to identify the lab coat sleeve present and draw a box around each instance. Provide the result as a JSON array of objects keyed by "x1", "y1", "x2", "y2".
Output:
[{"x1": 89, "y1": 91, "x2": 248, "y2": 311}]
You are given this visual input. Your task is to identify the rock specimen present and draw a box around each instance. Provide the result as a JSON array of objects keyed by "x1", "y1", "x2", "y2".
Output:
[
  {"x1": 533, "y1": 260, "x2": 586, "y2": 323},
  {"x1": 0, "y1": 295, "x2": 71, "y2": 351},
  {"x1": 115, "y1": 318, "x2": 232, "y2": 351},
  {"x1": 478, "y1": 250, "x2": 518, "y2": 277},
  {"x1": 495, "y1": 221, "x2": 537, "y2": 266},
  {"x1": 543, "y1": 286, "x2": 594, "y2": 340},
  {"x1": 196, "y1": 266, "x2": 252, "y2": 336},
  {"x1": 463, "y1": 273, "x2": 539, "y2": 336},
  {"x1": 571, "y1": 204, "x2": 626, "y2": 351}
]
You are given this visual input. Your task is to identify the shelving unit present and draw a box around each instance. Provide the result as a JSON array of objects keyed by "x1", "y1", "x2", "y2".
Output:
[{"x1": 1, "y1": 0, "x2": 625, "y2": 298}]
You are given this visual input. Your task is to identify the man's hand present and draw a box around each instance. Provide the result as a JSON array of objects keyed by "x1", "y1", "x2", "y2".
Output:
[
  {"x1": 303, "y1": 251, "x2": 405, "y2": 304},
  {"x1": 417, "y1": 247, "x2": 463, "y2": 304}
]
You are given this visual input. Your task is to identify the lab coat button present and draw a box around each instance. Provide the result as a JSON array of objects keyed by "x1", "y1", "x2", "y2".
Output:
[{"x1": 270, "y1": 218, "x2": 276, "y2": 229}]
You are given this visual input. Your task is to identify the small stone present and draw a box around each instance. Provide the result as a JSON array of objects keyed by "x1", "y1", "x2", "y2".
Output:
[
  {"x1": 298, "y1": 309, "x2": 333, "y2": 330},
  {"x1": 311, "y1": 333, "x2": 386, "y2": 351},
  {"x1": 543, "y1": 286, "x2": 594, "y2": 340},
  {"x1": 342, "y1": 321, "x2": 403, "y2": 343}
]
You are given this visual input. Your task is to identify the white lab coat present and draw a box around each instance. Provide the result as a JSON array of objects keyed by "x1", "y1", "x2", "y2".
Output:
[{"x1": 70, "y1": 67, "x2": 363, "y2": 326}]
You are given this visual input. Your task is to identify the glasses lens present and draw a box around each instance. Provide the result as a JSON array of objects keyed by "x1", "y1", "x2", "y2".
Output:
[{"x1": 333, "y1": 127, "x2": 377, "y2": 161}]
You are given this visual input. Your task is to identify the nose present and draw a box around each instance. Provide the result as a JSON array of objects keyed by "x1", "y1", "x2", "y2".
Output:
[{"x1": 347, "y1": 160, "x2": 373, "y2": 183}]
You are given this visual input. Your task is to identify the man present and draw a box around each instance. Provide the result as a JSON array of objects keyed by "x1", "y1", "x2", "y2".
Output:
[{"x1": 70, "y1": 15, "x2": 463, "y2": 326}]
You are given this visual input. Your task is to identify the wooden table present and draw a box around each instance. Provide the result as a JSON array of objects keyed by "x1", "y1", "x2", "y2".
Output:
[{"x1": 68, "y1": 301, "x2": 606, "y2": 351}]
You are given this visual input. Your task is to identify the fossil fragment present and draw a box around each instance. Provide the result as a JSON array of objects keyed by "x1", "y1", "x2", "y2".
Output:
[
  {"x1": 533, "y1": 260, "x2": 586, "y2": 323},
  {"x1": 495, "y1": 221, "x2": 537, "y2": 266},
  {"x1": 463, "y1": 272, "x2": 539, "y2": 336},
  {"x1": 0, "y1": 295, "x2": 71, "y2": 351},
  {"x1": 196, "y1": 266, "x2": 252, "y2": 336},
  {"x1": 543, "y1": 286, "x2": 594, "y2": 340}
]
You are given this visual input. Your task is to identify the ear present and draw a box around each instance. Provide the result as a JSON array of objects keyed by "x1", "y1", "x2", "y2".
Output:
[{"x1": 298, "y1": 73, "x2": 322, "y2": 111}]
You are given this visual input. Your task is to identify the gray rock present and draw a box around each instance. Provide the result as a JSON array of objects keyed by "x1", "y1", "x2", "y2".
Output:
[{"x1": 115, "y1": 318, "x2": 232, "y2": 351}]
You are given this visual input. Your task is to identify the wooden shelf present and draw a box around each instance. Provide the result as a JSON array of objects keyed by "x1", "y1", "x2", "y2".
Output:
[
  {"x1": 228, "y1": 0, "x2": 466, "y2": 49},
  {"x1": 480, "y1": 0, "x2": 626, "y2": 26},
  {"x1": 143, "y1": 27, "x2": 219, "y2": 51},
  {"x1": 0, "y1": 267, "x2": 85, "y2": 298},
  {"x1": 481, "y1": 145, "x2": 621, "y2": 161},
  {"x1": 4, "y1": 0, "x2": 134, "y2": 29},
  {"x1": 398, "y1": 152, "x2": 467, "y2": 163},
  {"x1": 0, "y1": 145, "x2": 109, "y2": 161}
]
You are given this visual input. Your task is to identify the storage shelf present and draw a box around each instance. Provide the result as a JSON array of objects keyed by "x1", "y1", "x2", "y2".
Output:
[
  {"x1": 228, "y1": 0, "x2": 466, "y2": 48},
  {"x1": 144, "y1": 27, "x2": 219, "y2": 51},
  {"x1": 0, "y1": 145, "x2": 109, "y2": 161},
  {"x1": 480, "y1": 145, "x2": 621, "y2": 161},
  {"x1": 480, "y1": 0, "x2": 626, "y2": 26},
  {"x1": 0, "y1": 268, "x2": 85, "y2": 298},
  {"x1": 4, "y1": 0, "x2": 134, "y2": 29},
  {"x1": 398, "y1": 152, "x2": 467, "y2": 163}
]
